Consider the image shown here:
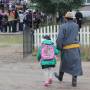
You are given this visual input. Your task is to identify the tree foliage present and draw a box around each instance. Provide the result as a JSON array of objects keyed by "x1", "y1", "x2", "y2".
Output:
[
  {"x1": 32, "y1": 0, "x2": 83, "y2": 15},
  {"x1": 32, "y1": 0, "x2": 57, "y2": 14}
]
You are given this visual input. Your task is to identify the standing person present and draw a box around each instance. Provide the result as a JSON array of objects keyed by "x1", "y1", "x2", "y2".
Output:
[
  {"x1": 75, "y1": 10, "x2": 83, "y2": 41},
  {"x1": 2, "y1": 14, "x2": 8, "y2": 32},
  {"x1": 18, "y1": 10, "x2": 24, "y2": 31},
  {"x1": 35, "y1": 10, "x2": 41, "y2": 28},
  {"x1": 75, "y1": 10, "x2": 83, "y2": 29},
  {"x1": 8, "y1": 10, "x2": 14, "y2": 32},
  {"x1": 12, "y1": 10, "x2": 18, "y2": 32},
  {"x1": 0, "y1": 14, "x2": 3, "y2": 32},
  {"x1": 24, "y1": 10, "x2": 32, "y2": 28},
  {"x1": 54, "y1": 12, "x2": 83, "y2": 87},
  {"x1": 37, "y1": 35, "x2": 59, "y2": 87}
]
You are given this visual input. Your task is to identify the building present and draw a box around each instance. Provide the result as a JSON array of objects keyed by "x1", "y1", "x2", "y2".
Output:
[
  {"x1": 72, "y1": 0, "x2": 90, "y2": 19},
  {"x1": 84, "y1": 0, "x2": 90, "y2": 5},
  {"x1": 79, "y1": 0, "x2": 90, "y2": 18}
]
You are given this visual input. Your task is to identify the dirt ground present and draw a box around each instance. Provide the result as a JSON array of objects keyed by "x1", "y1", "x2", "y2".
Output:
[
  {"x1": 0, "y1": 44, "x2": 23, "y2": 63},
  {"x1": 0, "y1": 39, "x2": 90, "y2": 90}
]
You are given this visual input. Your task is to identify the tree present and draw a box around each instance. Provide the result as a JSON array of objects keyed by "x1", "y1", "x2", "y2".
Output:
[
  {"x1": 32, "y1": 0, "x2": 83, "y2": 15},
  {"x1": 32, "y1": 0, "x2": 83, "y2": 23},
  {"x1": 52, "y1": 0, "x2": 83, "y2": 15},
  {"x1": 32, "y1": 0, "x2": 57, "y2": 14}
]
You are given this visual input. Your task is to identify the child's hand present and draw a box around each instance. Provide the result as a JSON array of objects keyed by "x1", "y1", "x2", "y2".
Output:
[{"x1": 55, "y1": 55, "x2": 59, "y2": 60}]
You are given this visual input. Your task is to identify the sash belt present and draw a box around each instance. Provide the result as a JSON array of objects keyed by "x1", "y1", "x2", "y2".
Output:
[{"x1": 63, "y1": 44, "x2": 80, "y2": 49}]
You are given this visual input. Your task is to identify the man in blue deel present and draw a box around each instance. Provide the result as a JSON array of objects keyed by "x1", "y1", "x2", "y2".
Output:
[{"x1": 55, "y1": 11, "x2": 83, "y2": 87}]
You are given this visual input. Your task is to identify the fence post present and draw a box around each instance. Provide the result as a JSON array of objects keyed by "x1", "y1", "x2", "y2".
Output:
[
  {"x1": 87, "y1": 26, "x2": 90, "y2": 46},
  {"x1": 23, "y1": 25, "x2": 33, "y2": 57}
]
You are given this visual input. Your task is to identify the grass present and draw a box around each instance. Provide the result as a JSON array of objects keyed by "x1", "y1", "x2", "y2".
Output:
[
  {"x1": 0, "y1": 34, "x2": 90, "y2": 61},
  {"x1": 0, "y1": 34, "x2": 23, "y2": 47},
  {"x1": 81, "y1": 46, "x2": 90, "y2": 61}
]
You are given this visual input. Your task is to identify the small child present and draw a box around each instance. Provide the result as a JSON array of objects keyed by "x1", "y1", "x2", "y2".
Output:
[{"x1": 37, "y1": 35, "x2": 59, "y2": 87}]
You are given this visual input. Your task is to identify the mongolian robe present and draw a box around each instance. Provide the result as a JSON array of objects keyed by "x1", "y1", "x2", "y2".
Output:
[{"x1": 56, "y1": 20, "x2": 83, "y2": 76}]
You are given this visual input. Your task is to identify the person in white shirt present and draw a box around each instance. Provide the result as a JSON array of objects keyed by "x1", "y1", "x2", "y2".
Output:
[{"x1": 18, "y1": 10, "x2": 24, "y2": 31}]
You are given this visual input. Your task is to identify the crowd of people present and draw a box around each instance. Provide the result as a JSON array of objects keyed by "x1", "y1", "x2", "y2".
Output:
[
  {"x1": 0, "y1": 9, "x2": 47, "y2": 33},
  {"x1": 0, "y1": 3, "x2": 83, "y2": 33}
]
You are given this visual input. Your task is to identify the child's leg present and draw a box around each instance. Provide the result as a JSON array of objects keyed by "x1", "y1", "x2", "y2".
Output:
[
  {"x1": 48, "y1": 68, "x2": 54, "y2": 79},
  {"x1": 43, "y1": 68, "x2": 49, "y2": 84},
  {"x1": 48, "y1": 68, "x2": 54, "y2": 84}
]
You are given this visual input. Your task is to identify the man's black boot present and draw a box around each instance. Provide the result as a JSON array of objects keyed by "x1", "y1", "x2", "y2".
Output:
[
  {"x1": 54, "y1": 72, "x2": 63, "y2": 81},
  {"x1": 72, "y1": 76, "x2": 77, "y2": 87}
]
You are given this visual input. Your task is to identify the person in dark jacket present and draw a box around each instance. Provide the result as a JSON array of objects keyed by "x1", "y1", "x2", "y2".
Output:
[
  {"x1": 54, "y1": 12, "x2": 83, "y2": 87},
  {"x1": 75, "y1": 10, "x2": 83, "y2": 29},
  {"x1": 2, "y1": 14, "x2": 8, "y2": 32},
  {"x1": 24, "y1": 10, "x2": 32, "y2": 28},
  {"x1": 0, "y1": 14, "x2": 3, "y2": 32},
  {"x1": 75, "y1": 10, "x2": 83, "y2": 41}
]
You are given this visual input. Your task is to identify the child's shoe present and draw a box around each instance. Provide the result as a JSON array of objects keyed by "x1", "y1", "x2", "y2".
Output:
[
  {"x1": 44, "y1": 82, "x2": 49, "y2": 87},
  {"x1": 48, "y1": 78, "x2": 53, "y2": 84}
]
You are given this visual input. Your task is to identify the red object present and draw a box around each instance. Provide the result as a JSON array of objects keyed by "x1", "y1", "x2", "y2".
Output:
[{"x1": 48, "y1": 78, "x2": 52, "y2": 84}]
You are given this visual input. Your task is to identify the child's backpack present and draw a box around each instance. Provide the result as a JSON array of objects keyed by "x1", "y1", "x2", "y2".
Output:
[{"x1": 41, "y1": 44, "x2": 55, "y2": 60}]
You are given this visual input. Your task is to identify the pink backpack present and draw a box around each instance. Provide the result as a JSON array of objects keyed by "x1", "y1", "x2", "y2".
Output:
[{"x1": 41, "y1": 44, "x2": 55, "y2": 60}]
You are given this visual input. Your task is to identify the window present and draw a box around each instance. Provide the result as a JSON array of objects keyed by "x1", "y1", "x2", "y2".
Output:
[
  {"x1": 87, "y1": 0, "x2": 90, "y2": 3},
  {"x1": 84, "y1": 0, "x2": 90, "y2": 5}
]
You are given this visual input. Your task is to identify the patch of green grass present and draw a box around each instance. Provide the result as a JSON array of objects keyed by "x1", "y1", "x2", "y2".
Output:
[
  {"x1": 0, "y1": 35, "x2": 23, "y2": 46},
  {"x1": 0, "y1": 44, "x2": 10, "y2": 47},
  {"x1": 81, "y1": 46, "x2": 90, "y2": 61}
]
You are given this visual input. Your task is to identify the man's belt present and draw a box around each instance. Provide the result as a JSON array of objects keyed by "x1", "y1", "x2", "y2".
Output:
[{"x1": 63, "y1": 44, "x2": 80, "y2": 49}]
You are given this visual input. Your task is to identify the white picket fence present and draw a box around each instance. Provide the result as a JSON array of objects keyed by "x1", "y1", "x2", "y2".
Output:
[{"x1": 34, "y1": 25, "x2": 90, "y2": 48}]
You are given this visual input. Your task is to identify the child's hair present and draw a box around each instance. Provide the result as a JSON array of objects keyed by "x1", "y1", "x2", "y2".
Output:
[{"x1": 43, "y1": 35, "x2": 51, "y2": 40}]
